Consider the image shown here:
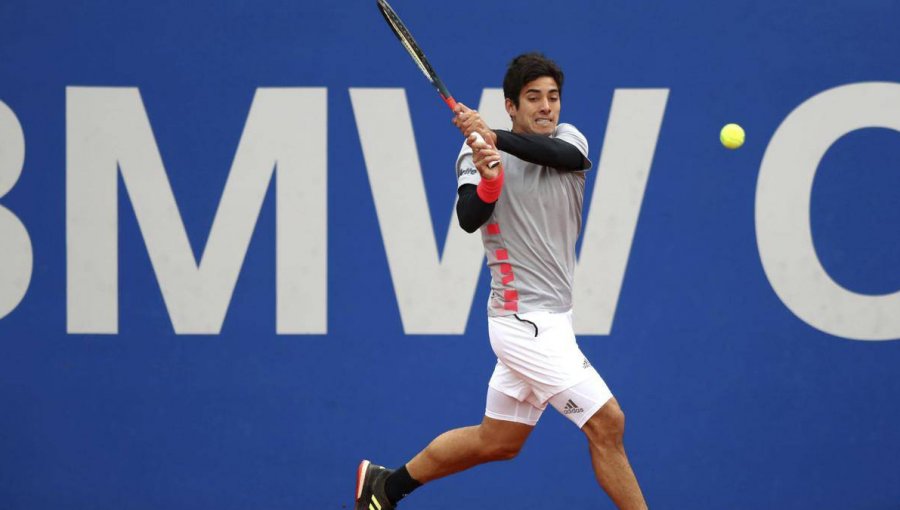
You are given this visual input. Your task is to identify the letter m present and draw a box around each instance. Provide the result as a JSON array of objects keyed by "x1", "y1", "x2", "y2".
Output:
[{"x1": 66, "y1": 87, "x2": 327, "y2": 334}]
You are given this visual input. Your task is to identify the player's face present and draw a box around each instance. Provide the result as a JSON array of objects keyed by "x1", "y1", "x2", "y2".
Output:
[{"x1": 506, "y1": 76, "x2": 560, "y2": 136}]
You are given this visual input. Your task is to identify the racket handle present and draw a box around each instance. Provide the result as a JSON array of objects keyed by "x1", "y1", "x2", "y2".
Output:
[{"x1": 470, "y1": 132, "x2": 500, "y2": 169}]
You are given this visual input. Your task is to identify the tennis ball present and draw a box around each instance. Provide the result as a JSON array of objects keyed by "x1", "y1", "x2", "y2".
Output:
[{"x1": 720, "y1": 123, "x2": 745, "y2": 149}]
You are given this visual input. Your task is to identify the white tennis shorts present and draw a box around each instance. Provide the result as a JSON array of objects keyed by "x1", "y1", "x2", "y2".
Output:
[{"x1": 484, "y1": 310, "x2": 613, "y2": 429}]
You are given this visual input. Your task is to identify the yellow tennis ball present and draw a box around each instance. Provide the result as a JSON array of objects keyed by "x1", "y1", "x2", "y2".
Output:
[{"x1": 720, "y1": 123, "x2": 745, "y2": 149}]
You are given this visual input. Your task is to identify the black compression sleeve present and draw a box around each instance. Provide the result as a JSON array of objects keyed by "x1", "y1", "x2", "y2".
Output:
[
  {"x1": 495, "y1": 130, "x2": 589, "y2": 171},
  {"x1": 456, "y1": 184, "x2": 495, "y2": 233}
]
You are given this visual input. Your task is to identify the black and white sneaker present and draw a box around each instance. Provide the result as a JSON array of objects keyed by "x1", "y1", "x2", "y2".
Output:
[{"x1": 355, "y1": 460, "x2": 395, "y2": 510}]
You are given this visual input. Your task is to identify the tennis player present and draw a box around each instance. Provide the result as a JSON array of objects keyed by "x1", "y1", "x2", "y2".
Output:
[{"x1": 356, "y1": 52, "x2": 647, "y2": 510}]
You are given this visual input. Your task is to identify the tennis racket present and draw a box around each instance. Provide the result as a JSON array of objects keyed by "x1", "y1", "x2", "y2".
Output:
[{"x1": 376, "y1": 0, "x2": 499, "y2": 167}]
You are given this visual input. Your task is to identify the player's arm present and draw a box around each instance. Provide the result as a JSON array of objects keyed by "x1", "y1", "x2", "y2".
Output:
[
  {"x1": 494, "y1": 130, "x2": 590, "y2": 171},
  {"x1": 453, "y1": 107, "x2": 589, "y2": 171},
  {"x1": 456, "y1": 184, "x2": 495, "y2": 233},
  {"x1": 455, "y1": 136, "x2": 504, "y2": 233}
]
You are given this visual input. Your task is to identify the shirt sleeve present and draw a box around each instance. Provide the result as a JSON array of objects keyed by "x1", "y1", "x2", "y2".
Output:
[
  {"x1": 455, "y1": 141, "x2": 481, "y2": 188},
  {"x1": 492, "y1": 123, "x2": 592, "y2": 172},
  {"x1": 552, "y1": 123, "x2": 592, "y2": 171},
  {"x1": 456, "y1": 184, "x2": 496, "y2": 233}
]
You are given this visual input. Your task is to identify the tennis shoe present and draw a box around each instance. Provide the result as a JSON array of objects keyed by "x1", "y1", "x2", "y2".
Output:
[{"x1": 355, "y1": 460, "x2": 395, "y2": 510}]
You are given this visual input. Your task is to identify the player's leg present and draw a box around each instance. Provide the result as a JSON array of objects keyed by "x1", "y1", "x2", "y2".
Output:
[
  {"x1": 525, "y1": 310, "x2": 646, "y2": 509},
  {"x1": 356, "y1": 379, "x2": 541, "y2": 510},
  {"x1": 581, "y1": 397, "x2": 647, "y2": 509},
  {"x1": 406, "y1": 413, "x2": 533, "y2": 482},
  {"x1": 355, "y1": 415, "x2": 532, "y2": 510},
  {"x1": 399, "y1": 330, "x2": 544, "y2": 484},
  {"x1": 405, "y1": 386, "x2": 538, "y2": 483},
  {"x1": 548, "y1": 374, "x2": 647, "y2": 509}
]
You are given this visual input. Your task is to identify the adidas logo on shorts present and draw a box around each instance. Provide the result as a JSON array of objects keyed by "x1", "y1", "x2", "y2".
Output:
[
  {"x1": 563, "y1": 399, "x2": 583, "y2": 415},
  {"x1": 582, "y1": 358, "x2": 592, "y2": 369}
]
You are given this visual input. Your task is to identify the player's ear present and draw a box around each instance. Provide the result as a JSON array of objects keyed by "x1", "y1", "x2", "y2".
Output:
[{"x1": 505, "y1": 97, "x2": 516, "y2": 120}]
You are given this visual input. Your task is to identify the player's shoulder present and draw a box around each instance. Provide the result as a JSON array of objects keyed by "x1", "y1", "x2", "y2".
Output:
[
  {"x1": 553, "y1": 123, "x2": 589, "y2": 156},
  {"x1": 456, "y1": 139, "x2": 474, "y2": 167},
  {"x1": 554, "y1": 122, "x2": 585, "y2": 138}
]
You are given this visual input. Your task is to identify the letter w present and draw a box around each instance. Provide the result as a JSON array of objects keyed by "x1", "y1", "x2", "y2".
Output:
[
  {"x1": 350, "y1": 88, "x2": 498, "y2": 334},
  {"x1": 351, "y1": 88, "x2": 667, "y2": 335}
]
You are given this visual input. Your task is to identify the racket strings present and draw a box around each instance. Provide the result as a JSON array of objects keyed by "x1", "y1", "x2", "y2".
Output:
[
  {"x1": 380, "y1": 7, "x2": 437, "y2": 84},
  {"x1": 377, "y1": 0, "x2": 453, "y2": 102}
]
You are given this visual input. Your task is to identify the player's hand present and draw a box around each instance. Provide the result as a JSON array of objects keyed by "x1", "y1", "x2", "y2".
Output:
[
  {"x1": 451, "y1": 103, "x2": 474, "y2": 134},
  {"x1": 453, "y1": 104, "x2": 497, "y2": 147},
  {"x1": 469, "y1": 133, "x2": 502, "y2": 180}
]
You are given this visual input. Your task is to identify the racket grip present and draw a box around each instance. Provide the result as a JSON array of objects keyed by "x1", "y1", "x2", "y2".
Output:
[{"x1": 470, "y1": 132, "x2": 500, "y2": 169}]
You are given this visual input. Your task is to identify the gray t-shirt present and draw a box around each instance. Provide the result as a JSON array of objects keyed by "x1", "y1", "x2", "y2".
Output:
[{"x1": 455, "y1": 123, "x2": 592, "y2": 317}]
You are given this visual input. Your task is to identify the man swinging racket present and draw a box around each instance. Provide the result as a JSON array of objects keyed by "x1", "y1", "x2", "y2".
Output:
[{"x1": 356, "y1": 52, "x2": 648, "y2": 510}]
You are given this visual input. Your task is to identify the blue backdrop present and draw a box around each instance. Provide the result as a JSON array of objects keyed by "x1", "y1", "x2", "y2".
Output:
[{"x1": 1, "y1": 1, "x2": 899, "y2": 508}]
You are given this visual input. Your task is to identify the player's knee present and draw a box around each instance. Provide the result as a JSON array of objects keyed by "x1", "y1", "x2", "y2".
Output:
[
  {"x1": 583, "y1": 400, "x2": 626, "y2": 449},
  {"x1": 476, "y1": 415, "x2": 533, "y2": 462},
  {"x1": 477, "y1": 427, "x2": 525, "y2": 461},
  {"x1": 482, "y1": 440, "x2": 523, "y2": 461}
]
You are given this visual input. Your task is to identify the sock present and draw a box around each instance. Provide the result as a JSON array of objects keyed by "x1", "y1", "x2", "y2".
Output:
[{"x1": 384, "y1": 465, "x2": 422, "y2": 505}]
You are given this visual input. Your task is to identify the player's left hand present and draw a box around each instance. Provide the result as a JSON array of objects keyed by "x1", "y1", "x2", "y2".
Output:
[
  {"x1": 469, "y1": 133, "x2": 502, "y2": 180},
  {"x1": 453, "y1": 105, "x2": 497, "y2": 147}
]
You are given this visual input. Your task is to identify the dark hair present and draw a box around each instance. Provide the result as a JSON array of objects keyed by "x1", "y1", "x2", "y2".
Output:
[{"x1": 502, "y1": 52, "x2": 564, "y2": 107}]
